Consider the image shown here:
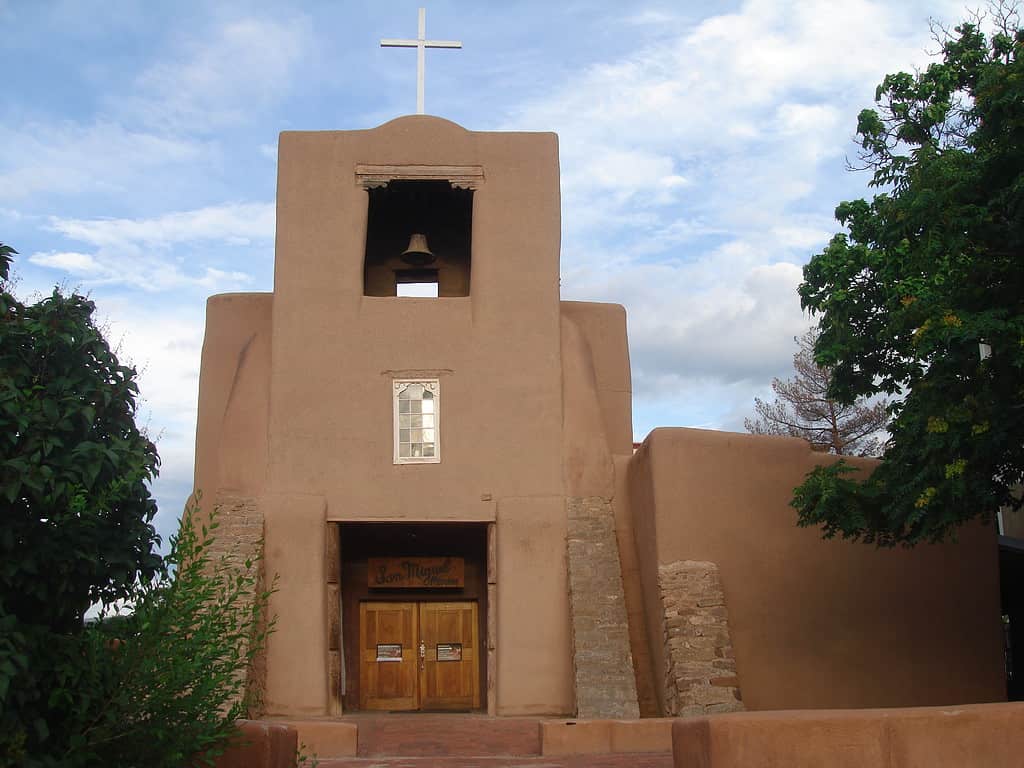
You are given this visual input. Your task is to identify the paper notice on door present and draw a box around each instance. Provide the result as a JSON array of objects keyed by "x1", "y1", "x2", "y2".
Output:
[
  {"x1": 436, "y1": 643, "x2": 462, "y2": 662},
  {"x1": 376, "y1": 643, "x2": 402, "y2": 662}
]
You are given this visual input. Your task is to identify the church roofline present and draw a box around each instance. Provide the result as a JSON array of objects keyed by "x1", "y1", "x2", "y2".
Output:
[{"x1": 277, "y1": 114, "x2": 557, "y2": 140}]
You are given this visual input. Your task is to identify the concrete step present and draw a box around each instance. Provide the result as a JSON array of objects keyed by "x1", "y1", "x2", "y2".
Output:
[
  {"x1": 315, "y1": 754, "x2": 673, "y2": 768},
  {"x1": 350, "y1": 715, "x2": 543, "y2": 757},
  {"x1": 275, "y1": 715, "x2": 675, "y2": 763}
]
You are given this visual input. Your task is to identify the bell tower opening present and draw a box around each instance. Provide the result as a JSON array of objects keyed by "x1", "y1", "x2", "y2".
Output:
[{"x1": 363, "y1": 180, "x2": 473, "y2": 297}]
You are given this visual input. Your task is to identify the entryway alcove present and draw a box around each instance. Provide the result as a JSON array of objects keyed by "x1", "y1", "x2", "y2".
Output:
[{"x1": 338, "y1": 522, "x2": 489, "y2": 712}]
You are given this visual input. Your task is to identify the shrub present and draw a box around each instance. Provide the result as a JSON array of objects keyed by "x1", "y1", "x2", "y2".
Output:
[
  {"x1": 76, "y1": 502, "x2": 273, "y2": 767},
  {"x1": 1, "y1": 503, "x2": 272, "y2": 768}
]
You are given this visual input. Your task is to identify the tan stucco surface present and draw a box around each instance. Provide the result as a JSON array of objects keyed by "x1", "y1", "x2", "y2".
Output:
[
  {"x1": 611, "y1": 452, "x2": 659, "y2": 716},
  {"x1": 630, "y1": 427, "x2": 1005, "y2": 711},
  {"x1": 263, "y1": 493, "x2": 329, "y2": 716},
  {"x1": 560, "y1": 314, "x2": 614, "y2": 498},
  {"x1": 192, "y1": 114, "x2": 1005, "y2": 719},
  {"x1": 559, "y1": 301, "x2": 633, "y2": 457},
  {"x1": 268, "y1": 118, "x2": 564, "y2": 522},
  {"x1": 672, "y1": 702, "x2": 1024, "y2": 768},
  {"x1": 194, "y1": 117, "x2": 584, "y2": 716},
  {"x1": 193, "y1": 292, "x2": 272, "y2": 497},
  {"x1": 495, "y1": 497, "x2": 574, "y2": 715},
  {"x1": 541, "y1": 718, "x2": 672, "y2": 754}
]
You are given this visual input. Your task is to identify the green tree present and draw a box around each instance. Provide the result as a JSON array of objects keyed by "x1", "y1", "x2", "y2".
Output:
[
  {"x1": 0, "y1": 244, "x2": 162, "y2": 630},
  {"x1": 745, "y1": 327, "x2": 888, "y2": 456},
  {"x1": 0, "y1": 244, "x2": 162, "y2": 763},
  {"x1": 793, "y1": 5, "x2": 1024, "y2": 545},
  {"x1": 0, "y1": 248, "x2": 273, "y2": 766}
]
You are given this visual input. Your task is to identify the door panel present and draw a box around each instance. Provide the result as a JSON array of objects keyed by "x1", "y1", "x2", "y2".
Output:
[
  {"x1": 359, "y1": 602, "x2": 419, "y2": 710},
  {"x1": 419, "y1": 601, "x2": 479, "y2": 710}
]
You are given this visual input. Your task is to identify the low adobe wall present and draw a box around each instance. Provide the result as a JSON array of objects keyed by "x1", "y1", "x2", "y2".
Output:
[
  {"x1": 672, "y1": 702, "x2": 1024, "y2": 767},
  {"x1": 630, "y1": 428, "x2": 1005, "y2": 713},
  {"x1": 212, "y1": 720, "x2": 297, "y2": 768}
]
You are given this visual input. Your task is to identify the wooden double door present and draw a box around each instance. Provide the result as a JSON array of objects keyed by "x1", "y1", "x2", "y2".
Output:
[{"x1": 359, "y1": 601, "x2": 480, "y2": 711}]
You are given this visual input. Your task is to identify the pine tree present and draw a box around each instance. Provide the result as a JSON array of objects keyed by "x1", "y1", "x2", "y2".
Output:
[{"x1": 745, "y1": 328, "x2": 888, "y2": 456}]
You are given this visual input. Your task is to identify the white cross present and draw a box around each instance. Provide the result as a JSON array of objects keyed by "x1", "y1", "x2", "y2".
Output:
[{"x1": 381, "y1": 8, "x2": 462, "y2": 115}]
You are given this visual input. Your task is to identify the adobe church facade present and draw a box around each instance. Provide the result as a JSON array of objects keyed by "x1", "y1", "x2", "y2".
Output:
[{"x1": 193, "y1": 116, "x2": 1005, "y2": 719}]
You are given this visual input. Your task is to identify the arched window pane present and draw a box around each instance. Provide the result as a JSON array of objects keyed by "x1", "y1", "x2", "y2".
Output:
[{"x1": 394, "y1": 379, "x2": 440, "y2": 464}]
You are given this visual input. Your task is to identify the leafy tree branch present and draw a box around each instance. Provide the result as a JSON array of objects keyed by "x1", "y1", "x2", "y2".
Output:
[{"x1": 793, "y1": 4, "x2": 1024, "y2": 545}]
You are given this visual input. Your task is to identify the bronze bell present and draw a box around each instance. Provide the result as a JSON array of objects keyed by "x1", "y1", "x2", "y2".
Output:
[{"x1": 400, "y1": 233, "x2": 436, "y2": 267}]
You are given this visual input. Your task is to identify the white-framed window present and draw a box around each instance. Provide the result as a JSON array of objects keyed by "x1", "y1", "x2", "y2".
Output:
[{"x1": 393, "y1": 379, "x2": 440, "y2": 464}]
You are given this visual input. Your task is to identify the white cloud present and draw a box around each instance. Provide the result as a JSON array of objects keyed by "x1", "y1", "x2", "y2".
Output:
[
  {"x1": 624, "y1": 10, "x2": 679, "y2": 26},
  {"x1": 771, "y1": 221, "x2": 836, "y2": 250},
  {"x1": 774, "y1": 103, "x2": 841, "y2": 136},
  {"x1": 0, "y1": 15, "x2": 308, "y2": 210},
  {"x1": 99, "y1": 298, "x2": 207, "y2": 545},
  {"x1": 126, "y1": 16, "x2": 313, "y2": 132},
  {"x1": 31, "y1": 202, "x2": 273, "y2": 291},
  {"x1": 509, "y1": 0, "x2": 955, "y2": 232},
  {"x1": 29, "y1": 250, "x2": 103, "y2": 273},
  {"x1": 566, "y1": 244, "x2": 812, "y2": 391},
  {"x1": 505, "y1": 0, "x2": 965, "y2": 432},
  {"x1": 50, "y1": 202, "x2": 275, "y2": 250},
  {"x1": 0, "y1": 121, "x2": 208, "y2": 203}
]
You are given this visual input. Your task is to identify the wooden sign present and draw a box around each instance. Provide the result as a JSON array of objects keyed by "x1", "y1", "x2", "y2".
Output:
[{"x1": 369, "y1": 557, "x2": 464, "y2": 588}]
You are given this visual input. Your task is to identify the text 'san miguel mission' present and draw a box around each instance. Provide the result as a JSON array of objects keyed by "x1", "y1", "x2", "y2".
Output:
[{"x1": 369, "y1": 557, "x2": 465, "y2": 588}]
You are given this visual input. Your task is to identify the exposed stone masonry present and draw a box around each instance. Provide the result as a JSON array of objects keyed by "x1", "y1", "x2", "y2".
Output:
[
  {"x1": 658, "y1": 559, "x2": 743, "y2": 717},
  {"x1": 205, "y1": 495, "x2": 263, "y2": 570},
  {"x1": 204, "y1": 494, "x2": 266, "y2": 714},
  {"x1": 566, "y1": 496, "x2": 641, "y2": 719}
]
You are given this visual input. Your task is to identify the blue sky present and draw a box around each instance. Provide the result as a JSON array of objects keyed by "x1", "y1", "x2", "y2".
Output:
[{"x1": 1, "y1": 0, "x2": 968, "y2": 543}]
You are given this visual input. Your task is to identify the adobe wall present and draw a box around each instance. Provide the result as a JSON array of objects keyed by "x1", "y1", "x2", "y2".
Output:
[
  {"x1": 630, "y1": 427, "x2": 1005, "y2": 712},
  {"x1": 672, "y1": 702, "x2": 1024, "y2": 768},
  {"x1": 264, "y1": 117, "x2": 572, "y2": 715},
  {"x1": 269, "y1": 117, "x2": 564, "y2": 522},
  {"x1": 559, "y1": 301, "x2": 633, "y2": 457},
  {"x1": 612, "y1": 453, "x2": 660, "y2": 716},
  {"x1": 560, "y1": 302, "x2": 643, "y2": 717},
  {"x1": 559, "y1": 300, "x2": 660, "y2": 715},
  {"x1": 193, "y1": 292, "x2": 272, "y2": 499}
]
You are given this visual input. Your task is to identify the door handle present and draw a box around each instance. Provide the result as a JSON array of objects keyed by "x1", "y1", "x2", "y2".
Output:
[{"x1": 419, "y1": 640, "x2": 426, "y2": 671}]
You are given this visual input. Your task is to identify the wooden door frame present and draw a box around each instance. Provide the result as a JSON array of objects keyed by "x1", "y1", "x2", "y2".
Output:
[
  {"x1": 486, "y1": 520, "x2": 496, "y2": 715},
  {"x1": 337, "y1": 521, "x2": 495, "y2": 714}
]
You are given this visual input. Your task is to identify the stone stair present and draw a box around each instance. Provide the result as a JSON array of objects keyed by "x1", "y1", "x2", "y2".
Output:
[{"x1": 280, "y1": 715, "x2": 672, "y2": 767}]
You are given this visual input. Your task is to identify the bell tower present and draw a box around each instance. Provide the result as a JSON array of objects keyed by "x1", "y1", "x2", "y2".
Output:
[
  {"x1": 194, "y1": 114, "x2": 638, "y2": 720},
  {"x1": 262, "y1": 115, "x2": 573, "y2": 715}
]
